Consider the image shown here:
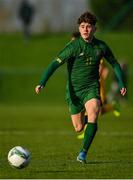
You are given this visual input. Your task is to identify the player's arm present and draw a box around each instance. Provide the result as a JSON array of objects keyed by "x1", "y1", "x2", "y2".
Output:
[
  {"x1": 103, "y1": 43, "x2": 127, "y2": 96},
  {"x1": 35, "y1": 59, "x2": 61, "y2": 94},
  {"x1": 35, "y1": 42, "x2": 74, "y2": 94},
  {"x1": 113, "y1": 63, "x2": 127, "y2": 96}
]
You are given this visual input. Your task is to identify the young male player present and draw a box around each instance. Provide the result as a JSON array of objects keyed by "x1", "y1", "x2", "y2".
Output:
[
  {"x1": 35, "y1": 12, "x2": 127, "y2": 163},
  {"x1": 71, "y1": 33, "x2": 120, "y2": 118},
  {"x1": 71, "y1": 33, "x2": 120, "y2": 140}
]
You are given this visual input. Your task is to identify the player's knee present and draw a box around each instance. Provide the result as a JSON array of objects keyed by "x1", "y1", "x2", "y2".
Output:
[{"x1": 88, "y1": 110, "x2": 99, "y2": 122}]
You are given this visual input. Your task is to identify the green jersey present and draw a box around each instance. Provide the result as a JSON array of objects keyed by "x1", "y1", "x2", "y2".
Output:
[
  {"x1": 39, "y1": 36, "x2": 125, "y2": 93},
  {"x1": 57, "y1": 36, "x2": 119, "y2": 92}
]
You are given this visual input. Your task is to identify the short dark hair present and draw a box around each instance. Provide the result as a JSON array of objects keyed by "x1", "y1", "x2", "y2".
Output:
[{"x1": 77, "y1": 11, "x2": 97, "y2": 25}]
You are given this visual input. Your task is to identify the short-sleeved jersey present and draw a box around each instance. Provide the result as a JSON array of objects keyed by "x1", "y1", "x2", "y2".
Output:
[{"x1": 56, "y1": 36, "x2": 118, "y2": 92}]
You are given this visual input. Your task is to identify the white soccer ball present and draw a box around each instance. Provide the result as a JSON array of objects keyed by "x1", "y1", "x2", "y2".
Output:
[{"x1": 8, "y1": 146, "x2": 31, "y2": 169}]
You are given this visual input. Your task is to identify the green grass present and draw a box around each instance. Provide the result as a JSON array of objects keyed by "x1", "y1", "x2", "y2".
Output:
[
  {"x1": 0, "y1": 32, "x2": 133, "y2": 178},
  {"x1": 0, "y1": 104, "x2": 133, "y2": 178}
]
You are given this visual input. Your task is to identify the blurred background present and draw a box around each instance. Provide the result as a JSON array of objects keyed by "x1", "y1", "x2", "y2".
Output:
[
  {"x1": 0, "y1": 0, "x2": 87, "y2": 33},
  {"x1": 0, "y1": 0, "x2": 133, "y2": 178},
  {"x1": 0, "y1": 0, "x2": 133, "y2": 32}
]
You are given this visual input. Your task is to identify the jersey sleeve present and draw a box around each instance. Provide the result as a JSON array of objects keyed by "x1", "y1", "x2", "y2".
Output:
[
  {"x1": 102, "y1": 42, "x2": 117, "y2": 66},
  {"x1": 102, "y1": 43, "x2": 125, "y2": 89},
  {"x1": 55, "y1": 42, "x2": 75, "y2": 64},
  {"x1": 113, "y1": 63, "x2": 125, "y2": 89},
  {"x1": 39, "y1": 59, "x2": 61, "y2": 87},
  {"x1": 39, "y1": 42, "x2": 75, "y2": 87}
]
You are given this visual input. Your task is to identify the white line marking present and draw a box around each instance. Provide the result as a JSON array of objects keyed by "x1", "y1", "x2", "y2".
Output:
[{"x1": 0, "y1": 130, "x2": 133, "y2": 136}]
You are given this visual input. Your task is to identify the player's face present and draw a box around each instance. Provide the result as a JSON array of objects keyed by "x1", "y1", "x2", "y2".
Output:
[{"x1": 79, "y1": 22, "x2": 96, "y2": 41}]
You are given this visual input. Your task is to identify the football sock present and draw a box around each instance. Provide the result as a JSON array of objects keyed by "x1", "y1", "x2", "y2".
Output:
[{"x1": 81, "y1": 122, "x2": 97, "y2": 153}]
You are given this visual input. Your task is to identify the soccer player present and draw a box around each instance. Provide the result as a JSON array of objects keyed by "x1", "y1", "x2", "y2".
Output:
[
  {"x1": 71, "y1": 33, "x2": 121, "y2": 140},
  {"x1": 71, "y1": 33, "x2": 121, "y2": 117},
  {"x1": 35, "y1": 12, "x2": 127, "y2": 163}
]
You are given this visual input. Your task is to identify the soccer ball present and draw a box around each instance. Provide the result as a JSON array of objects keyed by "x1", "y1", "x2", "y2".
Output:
[{"x1": 8, "y1": 146, "x2": 31, "y2": 169}]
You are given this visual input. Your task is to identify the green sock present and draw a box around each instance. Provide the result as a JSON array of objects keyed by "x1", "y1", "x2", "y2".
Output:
[{"x1": 81, "y1": 122, "x2": 97, "y2": 153}]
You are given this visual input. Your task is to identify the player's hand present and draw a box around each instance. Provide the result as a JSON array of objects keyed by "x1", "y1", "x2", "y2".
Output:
[
  {"x1": 35, "y1": 85, "x2": 43, "y2": 94},
  {"x1": 120, "y1": 87, "x2": 127, "y2": 96}
]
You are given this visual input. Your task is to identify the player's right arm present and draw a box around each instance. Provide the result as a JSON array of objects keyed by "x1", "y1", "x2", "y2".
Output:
[
  {"x1": 35, "y1": 59, "x2": 62, "y2": 94},
  {"x1": 35, "y1": 42, "x2": 75, "y2": 94}
]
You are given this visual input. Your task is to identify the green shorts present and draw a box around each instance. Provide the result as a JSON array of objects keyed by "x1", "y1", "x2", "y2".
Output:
[{"x1": 66, "y1": 87, "x2": 100, "y2": 115}]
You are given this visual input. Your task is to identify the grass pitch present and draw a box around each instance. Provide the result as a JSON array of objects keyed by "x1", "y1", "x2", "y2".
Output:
[
  {"x1": 0, "y1": 32, "x2": 133, "y2": 178},
  {"x1": 0, "y1": 104, "x2": 133, "y2": 179}
]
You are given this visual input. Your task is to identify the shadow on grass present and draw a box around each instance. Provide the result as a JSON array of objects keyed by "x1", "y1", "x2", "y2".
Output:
[
  {"x1": 32, "y1": 160, "x2": 133, "y2": 173},
  {"x1": 86, "y1": 160, "x2": 133, "y2": 165}
]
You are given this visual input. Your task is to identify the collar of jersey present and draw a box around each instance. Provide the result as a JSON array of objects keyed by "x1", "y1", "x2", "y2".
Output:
[{"x1": 79, "y1": 36, "x2": 96, "y2": 46}]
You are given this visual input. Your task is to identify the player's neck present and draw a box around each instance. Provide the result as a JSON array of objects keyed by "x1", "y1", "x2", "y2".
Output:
[{"x1": 84, "y1": 36, "x2": 93, "y2": 43}]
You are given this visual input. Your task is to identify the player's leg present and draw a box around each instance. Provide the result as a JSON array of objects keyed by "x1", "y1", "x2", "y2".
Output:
[
  {"x1": 71, "y1": 111, "x2": 85, "y2": 132},
  {"x1": 77, "y1": 98, "x2": 101, "y2": 163},
  {"x1": 67, "y1": 95, "x2": 85, "y2": 132}
]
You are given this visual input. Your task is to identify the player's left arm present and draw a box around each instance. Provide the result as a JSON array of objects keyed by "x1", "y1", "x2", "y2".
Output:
[
  {"x1": 113, "y1": 63, "x2": 127, "y2": 96},
  {"x1": 103, "y1": 43, "x2": 127, "y2": 96}
]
